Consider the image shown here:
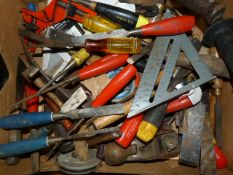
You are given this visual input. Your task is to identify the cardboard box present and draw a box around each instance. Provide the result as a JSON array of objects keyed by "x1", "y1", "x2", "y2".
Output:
[{"x1": 0, "y1": 0, "x2": 232, "y2": 174}]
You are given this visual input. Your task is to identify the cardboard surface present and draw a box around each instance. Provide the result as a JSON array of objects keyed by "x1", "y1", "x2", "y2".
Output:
[{"x1": 0, "y1": 0, "x2": 25, "y2": 172}]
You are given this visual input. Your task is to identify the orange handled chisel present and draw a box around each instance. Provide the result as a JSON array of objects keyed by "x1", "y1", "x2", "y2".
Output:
[
  {"x1": 92, "y1": 64, "x2": 137, "y2": 107},
  {"x1": 11, "y1": 54, "x2": 129, "y2": 112},
  {"x1": 81, "y1": 16, "x2": 195, "y2": 39},
  {"x1": 90, "y1": 64, "x2": 138, "y2": 147},
  {"x1": 129, "y1": 16, "x2": 195, "y2": 36},
  {"x1": 42, "y1": 54, "x2": 129, "y2": 94},
  {"x1": 44, "y1": 15, "x2": 195, "y2": 44}
]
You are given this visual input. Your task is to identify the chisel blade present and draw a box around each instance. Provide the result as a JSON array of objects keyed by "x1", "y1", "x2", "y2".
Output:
[
  {"x1": 19, "y1": 28, "x2": 83, "y2": 48},
  {"x1": 67, "y1": 103, "x2": 126, "y2": 119},
  {"x1": 46, "y1": 28, "x2": 129, "y2": 43}
]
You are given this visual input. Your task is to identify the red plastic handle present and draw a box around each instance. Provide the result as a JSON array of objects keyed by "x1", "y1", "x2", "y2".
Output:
[
  {"x1": 141, "y1": 16, "x2": 195, "y2": 36},
  {"x1": 21, "y1": 0, "x2": 96, "y2": 32},
  {"x1": 115, "y1": 114, "x2": 144, "y2": 148},
  {"x1": 166, "y1": 95, "x2": 193, "y2": 113},
  {"x1": 215, "y1": 145, "x2": 228, "y2": 169},
  {"x1": 25, "y1": 84, "x2": 39, "y2": 112},
  {"x1": 92, "y1": 64, "x2": 137, "y2": 107},
  {"x1": 78, "y1": 54, "x2": 129, "y2": 81}
]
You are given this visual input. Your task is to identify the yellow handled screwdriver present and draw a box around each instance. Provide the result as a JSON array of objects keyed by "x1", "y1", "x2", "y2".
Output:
[
  {"x1": 72, "y1": 0, "x2": 149, "y2": 29},
  {"x1": 58, "y1": 1, "x2": 121, "y2": 33}
]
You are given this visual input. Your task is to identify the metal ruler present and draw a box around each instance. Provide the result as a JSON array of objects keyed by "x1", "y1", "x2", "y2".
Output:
[{"x1": 127, "y1": 33, "x2": 215, "y2": 118}]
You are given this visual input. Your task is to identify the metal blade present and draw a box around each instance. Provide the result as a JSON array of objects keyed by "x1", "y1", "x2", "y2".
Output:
[
  {"x1": 76, "y1": 28, "x2": 129, "y2": 40},
  {"x1": 47, "y1": 127, "x2": 119, "y2": 144},
  {"x1": 46, "y1": 28, "x2": 129, "y2": 44},
  {"x1": 45, "y1": 28, "x2": 85, "y2": 44},
  {"x1": 67, "y1": 126, "x2": 119, "y2": 140},
  {"x1": 179, "y1": 102, "x2": 206, "y2": 167},
  {"x1": 19, "y1": 28, "x2": 83, "y2": 48},
  {"x1": 67, "y1": 104, "x2": 125, "y2": 119},
  {"x1": 127, "y1": 43, "x2": 153, "y2": 64}
]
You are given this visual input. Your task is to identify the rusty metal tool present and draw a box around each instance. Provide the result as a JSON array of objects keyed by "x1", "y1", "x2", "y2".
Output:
[
  {"x1": 179, "y1": 102, "x2": 206, "y2": 167},
  {"x1": 46, "y1": 118, "x2": 85, "y2": 159},
  {"x1": 0, "y1": 104, "x2": 126, "y2": 129},
  {"x1": 101, "y1": 129, "x2": 180, "y2": 165},
  {"x1": 0, "y1": 126, "x2": 118, "y2": 158},
  {"x1": 200, "y1": 106, "x2": 216, "y2": 175},
  {"x1": 127, "y1": 12, "x2": 215, "y2": 119},
  {"x1": 88, "y1": 131, "x2": 122, "y2": 148}
]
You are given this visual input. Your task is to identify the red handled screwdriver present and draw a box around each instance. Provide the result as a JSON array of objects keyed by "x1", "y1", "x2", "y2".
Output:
[{"x1": 12, "y1": 54, "x2": 129, "y2": 107}]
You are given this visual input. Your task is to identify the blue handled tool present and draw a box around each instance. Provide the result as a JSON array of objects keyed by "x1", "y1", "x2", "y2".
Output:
[
  {"x1": 0, "y1": 127, "x2": 118, "y2": 158},
  {"x1": 0, "y1": 104, "x2": 125, "y2": 129}
]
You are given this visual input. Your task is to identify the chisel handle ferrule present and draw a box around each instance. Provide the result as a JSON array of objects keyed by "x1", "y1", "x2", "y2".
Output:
[{"x1": 0, "y1": 112, "x2": 52, "y2": 129}]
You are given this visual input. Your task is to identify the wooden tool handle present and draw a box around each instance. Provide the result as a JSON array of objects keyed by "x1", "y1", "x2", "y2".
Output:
[
  {"x1": 93, "y1": 99, "x2": 133, "y2": 129},
  {"x1": 209, "y1": 94, "x2": 216, "y2": 133}
]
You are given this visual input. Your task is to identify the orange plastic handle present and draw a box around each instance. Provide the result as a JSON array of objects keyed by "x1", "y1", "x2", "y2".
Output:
[
  {"x1": 25, "y1": 84, "x2": 39, "y2": 113},
  {"x1": 215, "y1": 145, "x2": 228, "y2": 169},
  {"x1": 78, "y1": 54, "x2": 129, "y2": 80},
  {"x1": 92, "y1": 64, "x2": 137, "y2": 107},
  {"x1": 140, "y1": 16, "x2": 195, "y2": 36},
  {"x1": 166, "y1": 95, "x2": 193, "y2": 113},
  {"x1": 115, "y1": 114, "x2": 143, "y2": 148}
]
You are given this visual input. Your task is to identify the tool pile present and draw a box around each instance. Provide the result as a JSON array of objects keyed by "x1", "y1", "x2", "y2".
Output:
[{"x1": 0, "y1": 0, "x2": 231, "y2": 174}]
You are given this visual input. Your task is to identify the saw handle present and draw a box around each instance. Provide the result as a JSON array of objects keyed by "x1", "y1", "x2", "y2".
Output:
[{"x1": 0, "y1": 112, "x2": 52, "y2": 129}]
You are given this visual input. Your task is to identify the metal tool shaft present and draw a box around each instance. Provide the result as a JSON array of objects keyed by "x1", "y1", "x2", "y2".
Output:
[{"x1": 0, "y1": 104, "x2": 125, "y2": 129}]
